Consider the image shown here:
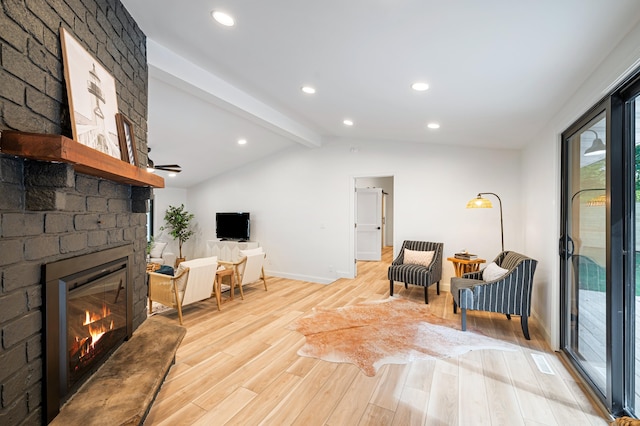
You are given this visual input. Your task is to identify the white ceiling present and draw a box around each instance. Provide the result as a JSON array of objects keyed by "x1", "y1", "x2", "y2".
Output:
[{"x1": 120, "y1": 0, "x2": 640, "y2": 188}]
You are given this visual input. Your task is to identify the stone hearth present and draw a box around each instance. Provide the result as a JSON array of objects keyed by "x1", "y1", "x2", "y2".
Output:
[{"x1": 50, "y1": 316, "x2": 185, "y2": 426}]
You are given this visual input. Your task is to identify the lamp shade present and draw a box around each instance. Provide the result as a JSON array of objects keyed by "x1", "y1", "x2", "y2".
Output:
[
  {"x1": 466, "y1": 196, "x2": 493, "y2": 209},
  {"x1": 586, "y1": 194, "x2": 606, "y2": 207},
  {"x1": 583, "y1": 129, "x2": 605, "y2": 156},
  {"x1": 466, "y1": 192, "x2": 504, "y2": 251},
  {"x1": 584, "y1": 138, "x2": 606, "y2": 156}
]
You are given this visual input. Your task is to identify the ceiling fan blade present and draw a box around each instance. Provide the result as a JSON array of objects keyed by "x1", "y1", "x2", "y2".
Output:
[
  {"x1": 155, "y1": 165, "x2": 182, "y2": 173},
  {"x1": 147, "y1": 149, "x2": 182, "y2": 172}
]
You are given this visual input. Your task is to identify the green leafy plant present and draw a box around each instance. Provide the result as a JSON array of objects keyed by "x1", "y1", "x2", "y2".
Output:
[
  {"x1": 146, "y1": 235, "x2": 155, "y2": 255},
  {"x1": 160, "y1": 204, "x2": 195, "y2": 259}
]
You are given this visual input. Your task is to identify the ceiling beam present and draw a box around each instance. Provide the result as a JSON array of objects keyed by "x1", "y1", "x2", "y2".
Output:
[{"x1": 146, "y1": 39, "x2": 322, "y2": 148}]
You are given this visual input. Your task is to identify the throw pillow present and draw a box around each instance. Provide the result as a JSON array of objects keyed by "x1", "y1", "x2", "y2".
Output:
[
  {"x1": 240, "y1": 247, "x2": 264, "y2": 257},
  {"x1": 156, "y1": 265, "x2": 174, "y2": 275},
  {"x1": 483, "y1": 262, "x2": 508, "y2": 282},
  {"x1": 403, "y1": 249, "x2": 435, "y2": 267},
  {"x1": 174, "y1": 263, "x2": 190, "y2": 292},
  {"x1": 149, "y1": 242, "x2": 167, "y2": 259}
]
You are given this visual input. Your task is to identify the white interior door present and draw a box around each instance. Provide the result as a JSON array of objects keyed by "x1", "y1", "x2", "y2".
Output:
[{"x1": 356, "y1": 188, "x2": 382, "y2": 261}]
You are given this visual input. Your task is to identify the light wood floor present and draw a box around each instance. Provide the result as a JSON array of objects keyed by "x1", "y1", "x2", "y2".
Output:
[{"x1": 144, "y1": 248, "x2": 610, "y2": 425}]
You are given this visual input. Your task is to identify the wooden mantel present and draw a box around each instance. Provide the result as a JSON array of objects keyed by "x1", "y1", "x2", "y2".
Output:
[{"x1": 0, "y1": 131, "x2": 164, "y2": 188}]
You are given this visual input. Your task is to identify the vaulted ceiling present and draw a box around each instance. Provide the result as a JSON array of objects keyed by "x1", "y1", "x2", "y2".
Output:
[{"x1": 121, "y1": 0, "x2": 640, "y2": 188}]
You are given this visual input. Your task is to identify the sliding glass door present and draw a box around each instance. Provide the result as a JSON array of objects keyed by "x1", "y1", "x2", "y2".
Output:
[
  {"x1": 630, "y1": 95, "x2": 639, "y2": 415},
  {"x1": 560, "y1": 77, "x2": 639, "y2": 417},
  {"x1": 561, "y1": 111, "x2": 608, "y2": 396}
]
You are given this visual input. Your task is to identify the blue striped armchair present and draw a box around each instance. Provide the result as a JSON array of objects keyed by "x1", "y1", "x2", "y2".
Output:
[
  {"x1": 388, "y1": 241, "x2": 443, "y2": 304},
  {"x1": 450, "y1": 251, "x2": 537, "y2": 339}
]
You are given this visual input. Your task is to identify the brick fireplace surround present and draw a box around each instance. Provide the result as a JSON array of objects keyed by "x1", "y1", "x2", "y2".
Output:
[{"x1": 0, "y1": 1, "x2": 152, "y2": 424}]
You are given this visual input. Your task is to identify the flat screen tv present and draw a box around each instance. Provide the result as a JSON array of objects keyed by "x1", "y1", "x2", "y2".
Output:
[{"x1": 216, "y1": 212, "x2": 250, "y2": 241}]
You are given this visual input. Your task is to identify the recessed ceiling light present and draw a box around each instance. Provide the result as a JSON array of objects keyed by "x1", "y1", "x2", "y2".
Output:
[
  {"x1": 168, "y1": 172, "x2": 177, "y2": 177},
  {"x1": 212, "y1": 10, "x2": 235, "y2": 26},
  {"x1": 411, "y1": 82, "x2": 429, "y2": 91},
  {"x1": 427, "y1": 122, "x2": 440, "y2": 129},
  {"x1": 301, "y1": 86, "x2": 316, "y2": 94},
  {"x1": 146, "y1": 167, "x2": 155, "y2": 173},
  {"x1": 238, "y1": 138, "x2": 247, "y2": 145},
  {"x1": 343, "y1": 119, "x2": 354, "y2": 126}
]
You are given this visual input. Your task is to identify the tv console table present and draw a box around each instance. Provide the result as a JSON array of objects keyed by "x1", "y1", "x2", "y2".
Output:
[{"x1": 207, "y1": 240, "x2": 259, "y2": 262}]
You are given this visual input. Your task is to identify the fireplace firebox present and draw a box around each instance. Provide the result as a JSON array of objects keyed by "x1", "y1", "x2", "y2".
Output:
[{"x1": 43, "y1": 245, "x2": 133, "y2": 423}]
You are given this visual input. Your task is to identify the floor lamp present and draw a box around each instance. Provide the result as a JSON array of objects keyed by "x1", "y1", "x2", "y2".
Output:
[{"x1": 466, "y1": 192, "x2": 504, "y2": 252}]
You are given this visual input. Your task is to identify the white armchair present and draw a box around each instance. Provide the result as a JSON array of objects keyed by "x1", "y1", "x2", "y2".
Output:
[
  {"x1": 148, "y1": 256, "x2": 218, "y2": 324},
  {"x1": 219, "y1": 247, "x2": 267, "y2": 299}
]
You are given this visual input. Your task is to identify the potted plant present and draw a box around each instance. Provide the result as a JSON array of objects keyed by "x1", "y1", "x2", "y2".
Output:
[
  {"x1": 160, "y1": 204, "x2": 194, "y2": 265},
  {"x1": 145, "y1": 235, "x2": 154, "y2": 262}
]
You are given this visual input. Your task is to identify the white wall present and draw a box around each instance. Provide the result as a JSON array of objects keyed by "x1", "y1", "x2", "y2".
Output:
[
  {"x1": 523, "y1": 21, "x2": 640, "y2": 349},
  {"x1": 185, "y1": 139, "x2": 522, "y2": 285},
  {"x1": 152, "y1": 187, "x2": 187, "y2": 259}
]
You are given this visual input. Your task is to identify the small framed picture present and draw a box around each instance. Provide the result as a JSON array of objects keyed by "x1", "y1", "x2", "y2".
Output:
[{"x1": 116, "y1": 113, "x2": 138, "y2": 166}]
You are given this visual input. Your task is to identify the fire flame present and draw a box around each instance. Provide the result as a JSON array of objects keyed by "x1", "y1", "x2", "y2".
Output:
[
  {"x1": 77, "y1": 303, "x2": 114, "y2": 357},
  {"x1": 83, "y1": 304, "x2": 110, "y2": 326}
]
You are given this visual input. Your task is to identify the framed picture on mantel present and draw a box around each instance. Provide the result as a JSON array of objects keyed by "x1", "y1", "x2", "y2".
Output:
[
  {"x1": 60, "y1": 27, "x2": 121, "y2": 160},
  {"x1": 116, "y1": 113, "x2": 138, "y2": 166}
]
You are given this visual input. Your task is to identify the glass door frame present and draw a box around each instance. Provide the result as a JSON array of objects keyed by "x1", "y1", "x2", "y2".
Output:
[
  {"x1": 619, "y1": 77, "x2": 640, "y2": 414},
  {"x1": 560, "y1": 76, "x2": 637, "y2": 417},
  {"x1": 560, "y1": 98, "x2": 613, "y2": 406}
]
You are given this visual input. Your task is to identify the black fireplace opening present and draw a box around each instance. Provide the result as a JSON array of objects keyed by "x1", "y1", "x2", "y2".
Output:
[
  {"x1": 43, "y1": 245, "x2": 133, "y2": 423},
  {"x1": 66, "y1": 266, "x2": 127, "y2": 391}
]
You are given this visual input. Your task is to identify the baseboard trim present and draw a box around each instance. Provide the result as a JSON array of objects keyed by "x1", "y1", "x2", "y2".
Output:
[{"x1": 266, "y1": 270, "x2": 335, "y2": 284}]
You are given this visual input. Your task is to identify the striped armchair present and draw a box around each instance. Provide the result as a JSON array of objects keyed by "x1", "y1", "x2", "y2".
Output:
[
  {"x1": 450, "y1": 251, "x2": 537, "y2": 339},
  {"x1": 388, "y1": 241, "x2": 443, "y2": 304}
]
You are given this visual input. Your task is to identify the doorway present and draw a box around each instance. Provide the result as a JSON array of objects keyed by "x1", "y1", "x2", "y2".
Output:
[{"x1": 354, "y1": 176, "x2": 394, "y2": 276}]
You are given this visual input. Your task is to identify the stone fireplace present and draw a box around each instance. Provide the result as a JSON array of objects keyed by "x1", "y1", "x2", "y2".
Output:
[
  {"x1": 0, "y1": 154, "x2": 155, "y2": 424},
  {"x1": 0, "y1": 1, "x2": 153, "y2": 424}
]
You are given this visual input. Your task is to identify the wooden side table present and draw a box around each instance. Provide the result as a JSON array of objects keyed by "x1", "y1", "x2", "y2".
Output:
[
  {"x1": 218, "y1": 259, "x2": 245, "y2": 300},
  {"x1": 214, "y1": 268, "x2": 236, "y2": 310},
  {"x1": 447, "y1": 257, "x2": 486, "y2": 277}
]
